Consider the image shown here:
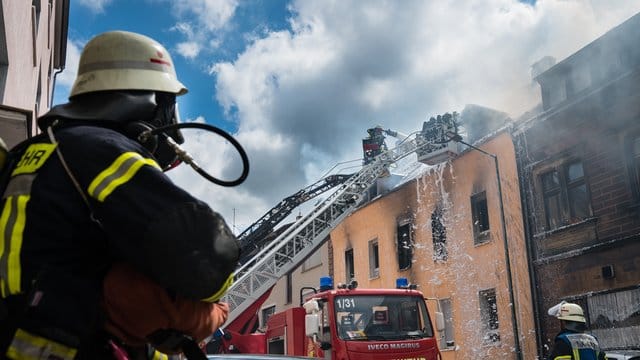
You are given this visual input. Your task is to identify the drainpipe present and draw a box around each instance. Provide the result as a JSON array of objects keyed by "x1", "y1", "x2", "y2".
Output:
[
  {"x1": 513, "y1": 131, "x2": 545, "y2": 357},
  {"x1": 50, "y1": 67, "x2": 65, "y2": 108}
]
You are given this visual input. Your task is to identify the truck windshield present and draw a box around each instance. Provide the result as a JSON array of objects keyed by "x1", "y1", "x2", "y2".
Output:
[{"x1": 334, "y1": 295, "x2": 434, "y2": 341}]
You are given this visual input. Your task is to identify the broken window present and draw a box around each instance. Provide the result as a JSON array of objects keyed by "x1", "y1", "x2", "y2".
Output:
[
  {"x1": 397, "y1": 222, "x2": 413, "y2": 270},
  {"x1": 345, "y1": 248, "x2": 354, "y2": 282},
  {"x1": 587, "y1": 287, "x2": 640, "y2": 348},
  {"x1": 431, "y1": 207, "x2": 447, "y2": 261},
  {"x1": 368, "y1": 239, "x2": 379, "y2": 278},
  {"x1": 479, "y1": 288, "x2": 500, "y2": 343},
  {"x1": 471, "y1": 191, "x2": 490, "y2": 244},
  {"x1": 439, "y1": 298, "x2": 455, "y2": 349},
  {"x1": 540, "y1": 160, "x2": 590, "y2": 231}
]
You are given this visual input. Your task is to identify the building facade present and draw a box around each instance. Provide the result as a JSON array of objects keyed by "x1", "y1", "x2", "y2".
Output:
[
  {"x1": 329, "y1": 131, "x2": 537, "y2": 359},
  {"x1": 0, "y1": 0, "x2": 68, "y2": 148},
  {"x1": 514, "y1": 12, "x2": 640, "y2": 354}
]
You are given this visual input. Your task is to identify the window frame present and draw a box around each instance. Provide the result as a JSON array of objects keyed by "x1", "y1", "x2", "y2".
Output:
[
  {"x1": 438, "y1": 298, "x2": 455, "y2": 349},
  {"x1": 470, "y1": 191, "x2": 491, "y2": 245},
  {"x1": 536, "y1": 158, "x2": 591, "y2": 231},
  {"x1": 368, "y1": 239, "x2": 379, "y2": 278},
  {"x1": 345, "y1": 248, "x2": 354, "y2": 283},
  {"x1": 397, "y1": 221, "x2": 413, "y2": 270},
  {"x1": 302, "y1": 249, "x2": 322, "y2": 272},
  {"x1": 261, "y1": 304, "x2": 276, "y2": 329},
  {"x1": 431, "y1": 207, "x2": 448, "y2": 261},
  {"x1": 478, "y1": 288, "x2": 500, "y2": 344}
]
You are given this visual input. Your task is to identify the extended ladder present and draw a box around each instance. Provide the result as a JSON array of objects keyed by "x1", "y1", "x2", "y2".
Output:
[{"x1": 221, "y1": 138, "x2": 419, "y2": 323}]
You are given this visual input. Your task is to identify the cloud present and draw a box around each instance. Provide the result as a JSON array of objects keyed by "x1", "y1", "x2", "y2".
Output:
[
  {"x1": 185, "y1": 0, "x2": 640, "y2": 231},
  {"x1": 177, "y1": 41, "x2": 202, "y2": 59},
  {"x1": 163, "y1": 0, "x2": 239, "y2": 57},
  {"x1": 76, "y1": 0, "x2": 113, "y2": 14}
]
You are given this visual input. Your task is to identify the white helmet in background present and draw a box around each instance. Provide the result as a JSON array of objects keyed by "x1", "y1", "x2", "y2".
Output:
[
  {"x1": 70, "y1": 30, "x2": 188, "y2": 98},
  {"x1": 548, "y1": 301, "x2": 586, "y2": 323}
]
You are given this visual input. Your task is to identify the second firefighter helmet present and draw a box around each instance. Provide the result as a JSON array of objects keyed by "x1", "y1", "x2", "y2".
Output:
[
  {"x1": 549, "y1": 301, "x2": 586, "y2": 323},
  {"x1": 70, "y1": 30, "x2": 187, "y2": 98}
]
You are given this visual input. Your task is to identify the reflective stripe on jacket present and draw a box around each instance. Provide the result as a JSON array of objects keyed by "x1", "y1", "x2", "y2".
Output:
[{"x1": 554, "y1": 331, "x2": 605, "y2": 360}]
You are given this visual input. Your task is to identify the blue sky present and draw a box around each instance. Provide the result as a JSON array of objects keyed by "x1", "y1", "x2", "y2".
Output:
[
  {"x1": 57, "y1": 0, "x2": 292, "y2": 133},
  {"x1": 57, "y1": 0, "x2": 640, "y2": 232}
]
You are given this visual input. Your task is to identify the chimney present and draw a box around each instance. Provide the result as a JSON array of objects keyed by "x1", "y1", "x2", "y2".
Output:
[{"x1": 531, "y1": 56, "x2": 556, "y2": 81}]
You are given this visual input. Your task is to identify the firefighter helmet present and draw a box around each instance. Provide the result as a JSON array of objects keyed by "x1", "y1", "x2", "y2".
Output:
[
  {"x1": 70, "y1": 31, "x2": 187, "y2": 98},
  {"x1": 555, "y1": 302, "x2": 586, "y2": 323}
]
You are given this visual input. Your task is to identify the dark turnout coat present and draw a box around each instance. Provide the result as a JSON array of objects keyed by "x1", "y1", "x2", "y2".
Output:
[{"x1": 0, "y1": 122, "x2": 239, "y2": 359}]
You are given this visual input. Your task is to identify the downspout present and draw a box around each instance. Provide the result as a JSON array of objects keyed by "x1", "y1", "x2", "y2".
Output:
[
  {"x1": 50, "y1": 66, "x2": 64, "y2": 108},
  {"x1": 513, "y1": 130, "x2": 544, "y2": 357}
]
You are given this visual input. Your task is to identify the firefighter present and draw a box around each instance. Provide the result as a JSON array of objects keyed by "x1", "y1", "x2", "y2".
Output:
[
  {"x1": 547, "y1": 301, "x2": 607, "y2": 360},
  {"x1": 0, "y1": 31, "x2": 239, "y2": 359}
]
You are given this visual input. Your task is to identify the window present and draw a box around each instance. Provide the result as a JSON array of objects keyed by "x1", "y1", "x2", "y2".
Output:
[
  {"x1": 431, "y1": 207, "x2": 447, "y2": 261},
  {"x1": 587, "y1": 288, "x2": 640, "y2": 349},
  {"x1": 285, "y1": 272, "x2": 292, "y2": 304},
  {"x1": 626, "y1": 134, "x2": 640, "y2": 202},
  {"x1": 261, "y1": 305, "x2": 276, "y2": 328},
  {"x1": 479, "y1": 289, "x2": 500, "y2": 343},
  {"x1": 471, "y1": 191, "x2": 490, "y2": 244},
  {"x1": 540, "y1": 160, "x2": 590, "y2": 230},
  {"x1": 302, "y1": 250, "x2": 322, "y2": 272},
  {"x1": 368, "y1": 239, "x2": 379, "y2": 278},
  {"x1": 439, "y1": 298, "x2": 455, "y2": 349},
  {"x1": 0, "y1": 107, "x2": 31, "y2": 148},
  {"x1": 547, "y1": 77, "x2": 567, "y2": 108},
  {"x1": 345, "y1": 248, "x2": 354, "y2": 282},
  {"x1": 569, "y1": 64, "x2": 591, "y2": 94},
  {"x1": 397, "y1": 222, "x2": 413, "y2": 270}
]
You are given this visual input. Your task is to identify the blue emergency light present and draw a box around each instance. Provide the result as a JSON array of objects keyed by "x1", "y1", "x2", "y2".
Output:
[
  {"x1": 396, "y1": 277, "x2": 409, "y2": 289},
  {"x1": 320, "y1": 276, "x2": 334, "y2": 291}
]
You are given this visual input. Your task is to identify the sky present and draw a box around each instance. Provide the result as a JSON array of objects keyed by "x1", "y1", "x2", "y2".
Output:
[{"x1": 55, "y1": 0, "x2": 640, "y2": 234}]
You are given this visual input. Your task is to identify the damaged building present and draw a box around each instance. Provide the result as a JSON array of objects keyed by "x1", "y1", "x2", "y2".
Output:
[{"x1": 513, "y1": 11, "x2": 640, "y2": 355}]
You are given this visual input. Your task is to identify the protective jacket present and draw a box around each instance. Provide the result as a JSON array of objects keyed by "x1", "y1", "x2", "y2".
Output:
[
  {"x1": 0, "y1": 106, "x2": 239, "y2": 359},
  {"x1": 549, "y1": 329, "x2": 607, "y2": 360}
]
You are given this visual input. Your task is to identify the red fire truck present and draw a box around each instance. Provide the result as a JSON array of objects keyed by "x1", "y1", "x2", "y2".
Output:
[{"x1": 210, "y1": 277, "x2": 443, "y2": 360}]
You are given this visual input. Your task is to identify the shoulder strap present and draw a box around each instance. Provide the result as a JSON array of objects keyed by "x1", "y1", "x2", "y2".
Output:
[{"x1": 0, "y1": 133, "x2": 49, "y2": 197}]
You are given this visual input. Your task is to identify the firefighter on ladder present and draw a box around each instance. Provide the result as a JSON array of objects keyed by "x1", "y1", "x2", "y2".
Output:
[{"x1": 0, "y1": 31, "x2": 239, "y2": 359}]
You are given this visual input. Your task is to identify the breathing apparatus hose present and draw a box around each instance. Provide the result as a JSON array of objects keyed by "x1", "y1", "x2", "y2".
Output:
[{"x1": 139, "y1": 122, "x2": 250, "y2": 187}]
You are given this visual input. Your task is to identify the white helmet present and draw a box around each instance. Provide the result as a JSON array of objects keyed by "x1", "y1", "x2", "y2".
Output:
[
  {"x1": 549, "y1": 301, "x2": 586, "y2": 323},
  {"x1": 70, "y1": 31, "x2": 187, "y2": 98}
]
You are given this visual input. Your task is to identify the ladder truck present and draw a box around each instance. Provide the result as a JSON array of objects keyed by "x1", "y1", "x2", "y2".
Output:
[{"x1": 213, "y1": 121, "x2": 456, "y2": 359}]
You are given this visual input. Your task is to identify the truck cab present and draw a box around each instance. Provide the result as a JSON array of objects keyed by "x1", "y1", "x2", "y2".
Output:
[{"x1": 303, "y1": 277, "x2": 441, "y2": 360}]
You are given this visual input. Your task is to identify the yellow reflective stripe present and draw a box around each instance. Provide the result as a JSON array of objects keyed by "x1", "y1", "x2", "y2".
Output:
[
  {"x1": 7, "y1": 328, "x2": 77, "y2": 360},
  {"x1": 0, "y1": 195, "x2": 29, "y2": 297},
  {"x1": 202, "y1": 273, "x2": 235, "y2": 303},
  {"x1": 88, "y1": 152, "x2": 161, "y2": 202},
  {"x1": 0, "y1": 198, "x2": 11, "y2": 298},
  {"x1": 152, "y1": 350, "x2": 169, "y2": 360},
  {"x1": 553, "y1": 356, "x2": 572, "y2": 360}
]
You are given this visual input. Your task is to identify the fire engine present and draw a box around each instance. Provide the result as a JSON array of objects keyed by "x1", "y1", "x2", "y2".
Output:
[
  {"x1": 209, "y1": 119, "x2": 458, "y2": 359},
  {"x1": 209, "y1": 276, "x2": 443, "y2": 360}
]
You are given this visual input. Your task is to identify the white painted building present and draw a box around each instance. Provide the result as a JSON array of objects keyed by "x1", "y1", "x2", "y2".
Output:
[{"x1": 0, "y1": 0, "x2": 69, "y2": 148}]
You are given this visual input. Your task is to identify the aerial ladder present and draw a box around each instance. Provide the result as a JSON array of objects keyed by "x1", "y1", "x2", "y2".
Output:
[
  {"x1": 221, "y1": 131, "x2": 426, "y2": 324},
  {"x1": 236, "y1": 173, "x2": 352, "y2": 266}
]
